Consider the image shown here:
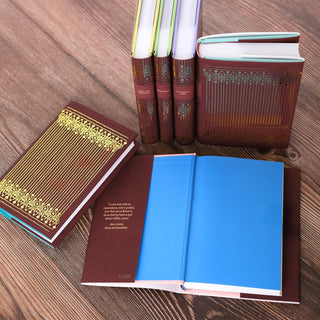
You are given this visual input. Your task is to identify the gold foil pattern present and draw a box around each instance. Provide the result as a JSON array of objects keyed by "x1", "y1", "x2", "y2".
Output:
[{"x1": 0, "y1": 106, "x2": 129, "y2": 232}]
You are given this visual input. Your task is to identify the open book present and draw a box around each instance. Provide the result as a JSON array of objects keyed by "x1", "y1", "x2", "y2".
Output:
[{"x1": 82, "y1": 154, "x2": 300, "y2": 303}]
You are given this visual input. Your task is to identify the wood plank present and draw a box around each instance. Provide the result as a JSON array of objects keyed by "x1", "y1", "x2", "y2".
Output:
[
  {"x1": 0, "y1": 215, "x2": 104, "y2": 320},
  {"x1": 10, "y1": 0, "x2": 138, "y2": 119},
  {"x1": 0, "y1": 0, "x2": 319, "y2": 319}
]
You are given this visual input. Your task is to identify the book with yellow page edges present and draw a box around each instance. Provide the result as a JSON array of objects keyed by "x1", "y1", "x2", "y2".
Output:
[
  {"x1": 131, "y1": 0, "x2": 161, "y2": 143},
  {"x1": 0, "y1": 101, "x2": 139, "y2": 247}
]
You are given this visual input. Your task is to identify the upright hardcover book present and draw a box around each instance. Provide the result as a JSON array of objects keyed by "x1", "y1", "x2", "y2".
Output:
[
  {"x1": 153, "y1": 0, "x2": 177, "y2": 143},
  {"x1": 131, "y1": 0, "x2": 161, "y2": 143},
  {"x1": 0, "y1": 101, "x2": 139, "y2": 247},
  {"x1": 172, "y1": 0, "x2": 201, "y2": 144},
  {"x1": 82, "y1": 154, "x2": 300, "y2": 303},
  {"x1": 196, "y1": 32, "x2": 305, "y2": 148}
]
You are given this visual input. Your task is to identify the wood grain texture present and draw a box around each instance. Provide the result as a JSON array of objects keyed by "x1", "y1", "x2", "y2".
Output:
[{"x1": 0, "y1": 0, "x2": 319, "y2": 319}]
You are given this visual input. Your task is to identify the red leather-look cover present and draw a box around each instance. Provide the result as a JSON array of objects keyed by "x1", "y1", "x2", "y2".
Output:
[
  {"x1": 50, "y1": 141, "x2": 140, "y2": 247},
  {"x1": 132, "y1": 57, "x2": 159, "y2": 144},
  {"x1": 81, "y1": 162, "x2": 300, "y2": 303},
  {"x1": 0, "y1": 101, "x2": 138, "y2": 247},
  {"x1": 172, "y1": 57, "x2": 195, "y2": 145},
  {"x1": 82, "y1": 155, "x2": 154, "y2": 283},
  {"x1": 154, "y1": 55, "x2": 174, "y2": 143},
  {"x1": 196, "y1": 57, "x2": 304, "y2": 148},
  {"x1": 241, "y1": 168, "x2": 300, "y2": 303}
]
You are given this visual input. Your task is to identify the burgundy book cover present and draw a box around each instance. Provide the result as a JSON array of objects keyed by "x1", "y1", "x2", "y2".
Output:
[
  {"x1": 82, "y1": 155, "x2": 154, "y2": 283},
  {"x1": 48, "y1": 142, "x2": 139, "y2": 248},
  {"x1": 132, "y1": 57, "x2": 159, "y2": 144},
  {"x1": 11, "y1": 141, "x2": 139, "y2": 248},
  {"x1": 81, "y1": 160, "x2": 300, "y2": 303},
  {"x1": 172, "y1": 57, "x2": 195, "y2": 145},
  {"x1": 196, "y1": 42, "x2": 304, "y2": 148},
  {"x1": 0, "y1": 101, "x2": 138, "y2": 247},
  {"x1": 154, "y1": 55, "x2": 174, "y2": 143},
  {"x1": 241, "y1": 168, "x2": 300, "y2": 303}
]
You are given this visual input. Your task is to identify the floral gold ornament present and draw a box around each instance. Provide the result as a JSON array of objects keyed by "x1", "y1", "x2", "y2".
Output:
[
  {"x1": 0, "y1": 104, "x2": 131, "y2": 235},
  {"x1": 57, "y1": 109, "x2": 127, "y2": 152}
]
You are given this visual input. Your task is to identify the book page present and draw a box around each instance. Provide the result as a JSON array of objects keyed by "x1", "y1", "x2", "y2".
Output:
[
  {"x1": 198, "y1": 42, "x2": 303, "y2": 61},
  {"x1": 135, "y1": 154, "x2": 196, "y2": 281},
  {"x1": 184, "y1": 156, "x2": 284, "y2": 295},
  {"x1": 172, "y1": 0, "x2": 200, "y2": 59},
  {"x1": 154, "y1": 0, "x2": 175, "y2": 57},
  {"x1": 134, "y1": 0, "x2": 158, "y2": 58}
]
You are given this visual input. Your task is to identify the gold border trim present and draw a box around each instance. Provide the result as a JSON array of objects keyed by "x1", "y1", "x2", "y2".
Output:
[
  {"x1": 57, "y1": 109, "x2": 127, "y2": 152},
  {"x1": 0, "y1": 179, "x2": 62, "y2": 229}
]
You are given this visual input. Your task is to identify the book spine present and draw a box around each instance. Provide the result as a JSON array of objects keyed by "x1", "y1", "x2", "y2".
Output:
[
  {"x1": 172, "y1": 57, "x2": 195, "y2": 145},
  {"x1": 132, "y1": 57, "x2": 159, "y2": 144},
  {"x1": 154, "y1": 55, "x2": 174, "y2": 143},
  {"x1": 196, "y1": 57, "x2": 304, "y2": 148}
]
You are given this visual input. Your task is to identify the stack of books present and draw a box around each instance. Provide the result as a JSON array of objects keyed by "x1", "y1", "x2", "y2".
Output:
[{"x1": 131, "y1": 0, "x2": 304, "y2": 148}]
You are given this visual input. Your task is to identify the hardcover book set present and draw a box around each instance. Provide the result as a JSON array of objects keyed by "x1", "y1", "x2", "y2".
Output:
[
  {"x1": 131, "y1": 0, "x2": 304, "y2": 147},
  {"x1": 0, "y1": 102, "x2": 139, "y2": 247},
  {"x1": 0, "y1": 0, "x2": 304, "y2": 306}
]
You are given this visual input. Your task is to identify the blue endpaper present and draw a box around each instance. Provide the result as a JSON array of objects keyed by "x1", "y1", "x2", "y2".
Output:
[
  {"x1": 185, "y1": 156, "x2": 283, "y2": 292},
  {"x1": 135, "y1": 155, "x2": 196, "y2": 281},
  {"x1": 135, "y1": 154, "x2": 283, "y2": 294}
]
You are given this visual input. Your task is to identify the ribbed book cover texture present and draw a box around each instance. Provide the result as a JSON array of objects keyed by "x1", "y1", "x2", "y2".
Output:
[
  {"x1": 154, "y1": 55, "x2": 174, "y2": 143},
  {"x1": 173, "y1": 57, "x2": 195, "y2": 145},
  {"x1": 132, "y1": 57, "x2": 159, "y2": 144},
  {"x1": 196, "y1": 32, "x2": 304, "y2": 148},
  {"x1": 196, "y1": 59, "x2": 303, "y2": 148},
  {"x1": 0, "y1": 101, "x2": 138, "y2": 246}
]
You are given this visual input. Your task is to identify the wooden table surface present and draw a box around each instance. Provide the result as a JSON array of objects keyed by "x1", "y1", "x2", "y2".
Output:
[{"x1": 0, "y1": 0, "x2": 319, "y2": 319}]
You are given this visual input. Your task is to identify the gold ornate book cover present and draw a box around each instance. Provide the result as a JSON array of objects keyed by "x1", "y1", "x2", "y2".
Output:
[
  {"x1": 196, "y1": 33, "x2": 304, "y2": 148},
  {"x1": 0, "y1": 101, "x2": 139, "y2": 247}
]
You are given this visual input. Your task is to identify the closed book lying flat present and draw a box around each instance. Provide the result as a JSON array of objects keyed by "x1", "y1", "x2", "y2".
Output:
[
  {"x1": 196, "y1": 32, "x2": 304, "y2": 148},
  {"x1": 0, "y1": 101, "x2": 139, "y2": 247},
  {"x1": 82, "y1": 154, "x2": 300, "y2": 303}
]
